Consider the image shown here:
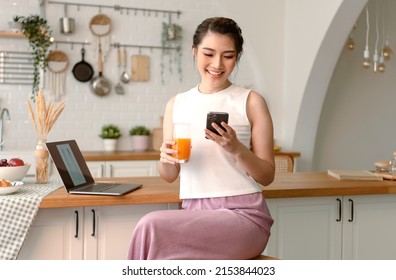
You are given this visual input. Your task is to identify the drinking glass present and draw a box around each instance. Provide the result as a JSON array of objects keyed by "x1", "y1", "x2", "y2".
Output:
[{"x1": 172, "y1": 123, "x2": 191, "y2": 163}]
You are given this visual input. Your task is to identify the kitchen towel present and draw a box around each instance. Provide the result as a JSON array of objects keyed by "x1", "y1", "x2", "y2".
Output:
[{"x1": 0, "y1": 180, "x2": 62, "y2": 260}]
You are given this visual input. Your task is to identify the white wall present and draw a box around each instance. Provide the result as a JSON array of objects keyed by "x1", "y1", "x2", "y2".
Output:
[
  {"x1": 1, "y1": 0, "x2": 375, "y2": 173},
  {"x1": 0, "y1": 0, "x2": 279, "y2": 152},
  {"x1": 314, "y1": 0, "x2": 396, "y2": 171}
]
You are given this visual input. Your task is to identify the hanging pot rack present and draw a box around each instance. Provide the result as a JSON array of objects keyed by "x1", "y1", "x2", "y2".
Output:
[
  {"x1": 48, "y1": 1, "x2": 181, "y2": 19},
  {"x1": 111, "y1": 42, "x2": 180, "y2": 52},
  {"x1": 52, "y1": 40, "x2": 179, "y2": 53}
]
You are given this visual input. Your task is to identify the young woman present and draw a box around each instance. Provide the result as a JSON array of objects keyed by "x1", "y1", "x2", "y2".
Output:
[{"x1": 127, "y1": 17, "x2": 275, "y2": 260}]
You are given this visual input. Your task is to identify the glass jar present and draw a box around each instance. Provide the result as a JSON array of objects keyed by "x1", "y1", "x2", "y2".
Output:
[{"x1": 34, "y1": 138, "x2": 49, "y2": 184}]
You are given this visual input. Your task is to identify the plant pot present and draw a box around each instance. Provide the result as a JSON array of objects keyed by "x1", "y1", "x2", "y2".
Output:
[
  {"x1": 131, "y1": 135, "x2": 150, "y2": 151},
  {"x1": 103, "y1": 139, "x2": 117, "y2": 152},
  {"x1": 8, "y1": 21, "x2": 22, "y2": 33}
]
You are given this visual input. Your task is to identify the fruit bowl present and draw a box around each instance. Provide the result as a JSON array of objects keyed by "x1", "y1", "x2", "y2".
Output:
[
  {"x1": 0, "y1": 181, "x2": 24, "y2": 195},
  {"x1": 0, "y1": 164, "x2": 31, "y2": 181}
]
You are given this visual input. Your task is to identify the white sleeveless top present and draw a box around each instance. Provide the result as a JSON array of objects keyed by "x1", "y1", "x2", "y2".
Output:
[{"x1": 173, "y1": 84, "x2": 262, "y2": 199}]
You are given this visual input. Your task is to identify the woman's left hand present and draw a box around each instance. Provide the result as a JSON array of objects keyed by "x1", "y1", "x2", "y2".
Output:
[{"x1": 205, "y1": 122, "x2": 242, "y2": 154}]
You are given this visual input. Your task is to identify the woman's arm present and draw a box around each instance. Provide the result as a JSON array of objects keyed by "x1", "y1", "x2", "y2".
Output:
[
  {"x1": 158, "y1": 96, "x2": 181, "y2": 183},
  {"x1": 239, "y1": 90, "x2": 275, "y2": 185}
]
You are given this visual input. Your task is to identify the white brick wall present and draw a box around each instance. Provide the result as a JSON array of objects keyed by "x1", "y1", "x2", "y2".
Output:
[{"x1": 0, "y1": 0, "x2": 258, "y2": 152}]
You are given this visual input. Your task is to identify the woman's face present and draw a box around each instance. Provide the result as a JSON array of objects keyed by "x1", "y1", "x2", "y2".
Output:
[{"x1": 194, "y1": 31, "x2": 237, "y2": 93}]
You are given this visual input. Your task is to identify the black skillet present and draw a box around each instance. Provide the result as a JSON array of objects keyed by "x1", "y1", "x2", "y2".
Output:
[{"x1": 72, "y1": 47, "x2": 94, "y2": 82}]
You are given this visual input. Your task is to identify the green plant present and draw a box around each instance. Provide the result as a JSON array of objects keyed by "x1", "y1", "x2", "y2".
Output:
[
  {"x1": 14, "y1": 15, "x2": 53, "y2": 100},
  {"x1": 99, "y1": 124, "x2": 122, "y2": 139},
  {"x1": 129, "y1": 126, "x2": 151, "y2": 136}
]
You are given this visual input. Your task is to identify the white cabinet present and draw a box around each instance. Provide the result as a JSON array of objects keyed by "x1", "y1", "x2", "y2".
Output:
[
  {"x1": 86, "y1": 160, "x2": 159, "y2": 178},
  {"x1": 266, "y1": 194, "x2": 396, "y2": 260},
  {"x1": 18, "y1": 203, "x2": 179, "y2": 260},
  {"x1": 342, "y1": 194, "x2": 396, "y2": 259},
  {"x1": 266, "y1": 196, "x2": 341, "y2": 259},
  {"x1": 17, "y1": 207, "x2": 84, "y2": 260}
]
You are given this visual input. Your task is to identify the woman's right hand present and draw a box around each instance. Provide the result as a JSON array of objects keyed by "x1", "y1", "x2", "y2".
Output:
[{"x1": 159, "y1": 140, "x2": 179, "y2": 165}]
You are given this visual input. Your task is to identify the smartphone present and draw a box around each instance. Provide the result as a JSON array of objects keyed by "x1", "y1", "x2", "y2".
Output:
[{"x1": 206, "y1": 112, "x2": 229, "y2": 136}]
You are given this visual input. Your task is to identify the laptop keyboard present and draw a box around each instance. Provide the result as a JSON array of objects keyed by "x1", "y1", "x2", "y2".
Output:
[{"x1": 78, "y1": 183, "x2": 121, "y2": 192}]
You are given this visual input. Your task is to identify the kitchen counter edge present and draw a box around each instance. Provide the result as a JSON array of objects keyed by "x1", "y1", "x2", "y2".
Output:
[{"x1": 39, "y1": 172, "x2": 396, "y2": 209}]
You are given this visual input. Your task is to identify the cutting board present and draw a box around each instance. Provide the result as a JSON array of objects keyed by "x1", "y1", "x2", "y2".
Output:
[{"x1": 131, "y1": 54, "x2": 149, "y2": 81}]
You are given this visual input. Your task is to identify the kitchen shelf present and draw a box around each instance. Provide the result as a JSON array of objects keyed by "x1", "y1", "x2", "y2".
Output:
[{"x1": 0, "y1": 31, "x2": 25, "y2": 39}]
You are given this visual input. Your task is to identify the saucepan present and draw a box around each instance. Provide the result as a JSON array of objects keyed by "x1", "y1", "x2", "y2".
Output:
[
  {"x1": 90, "y1": 45, "x2": 111, "y2": 96},
  {"x1": 59, "y1": 4, "x2": 75, "y2": 34}
]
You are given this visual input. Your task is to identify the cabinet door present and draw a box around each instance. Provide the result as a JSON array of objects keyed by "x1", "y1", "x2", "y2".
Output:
[
  {"x1": 86, "y1": 161, "x2": 106, "y2": 178},
  {"x1": 266, "y1": 197, "x2": 342, "y2": 260},
  {"x1": 84, "y1": 203, "x2": 177, "y2": 260},
  {"x1": 342, "y1": 194, "x2": 396, "y2": 260},
  {"x1": 107, "y1": 160, "x2": 158, "y2": 177},
  {"x1": 17, "y1": 207, "x2": 84, "y2": 260}
]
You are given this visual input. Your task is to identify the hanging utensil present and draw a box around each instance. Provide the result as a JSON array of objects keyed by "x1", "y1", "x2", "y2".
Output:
[
  {"x1": 46, "y1": 50, "x2": 69, "y2": 101},
  {"x1": 59, "y1": 4, "x2": 75, "y2": 34},
  {"x1": 120, "y1": 47, "x2": 130, "y2": 83},
  {"x1": 114, "y1": 45, "x2": 125, "y2": 95},
  {"x1": 72, "y1": 47, "x2": 94, "y2": 82},
  {"x1": 90, "y1": 45, "x2": 111, "y2": 97}
]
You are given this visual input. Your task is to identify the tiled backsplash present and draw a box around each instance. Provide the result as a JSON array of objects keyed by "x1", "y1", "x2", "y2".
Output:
[{"x1": 0, "y1": 0, "x2": 255, "y2": 152}]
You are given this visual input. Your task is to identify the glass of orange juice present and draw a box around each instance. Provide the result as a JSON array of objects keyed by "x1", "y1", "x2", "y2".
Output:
[{"x1": 172, "y1": 123, "x2": 191, "y2": 163}]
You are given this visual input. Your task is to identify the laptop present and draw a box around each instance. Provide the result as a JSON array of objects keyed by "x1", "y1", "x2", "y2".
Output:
[{"x1": 46, "y1": 140, "x2": 142, "y2": 196}]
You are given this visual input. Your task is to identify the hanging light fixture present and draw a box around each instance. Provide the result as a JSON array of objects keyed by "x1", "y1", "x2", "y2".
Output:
[
  {"x1": 378, "y1": 55, "x2": 385, "y2": 72},
  {"x1": 362, "y1": 6, "x2": 371, "y2": 69},
  {"x1": 346, "y1": 24, "x2": 356, "y2": 51},
  {"x1": 378, "y1": 0, "x2": 386, "y2": 73},
  {"x1": 383, "y1": 37, "x2": 393, "y2": 60},
  {"x1": 373, "y1": 2, "x2": 380, "y2": 72}
]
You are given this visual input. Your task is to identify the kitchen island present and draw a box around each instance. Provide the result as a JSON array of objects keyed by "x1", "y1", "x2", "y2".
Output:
[{"x1": 18, "y1": 172, "x2": 396, "y2": 260}]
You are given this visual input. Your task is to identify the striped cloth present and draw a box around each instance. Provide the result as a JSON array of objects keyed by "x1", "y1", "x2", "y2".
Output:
[{"x1": 0, "y1": 179, "x2": 62, "y2": 260}]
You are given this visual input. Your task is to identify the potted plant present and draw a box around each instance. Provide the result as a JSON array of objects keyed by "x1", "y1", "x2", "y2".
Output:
[
  {"x1": 99, "y1": 124, "x2": 122, "y2": 151},
  {"x1": 14, "y1": 15, "x2": 53, "y2": 101},
  {"x1": 8, "y1": 16, "x2": 22, "y2": 32},
  {"x1": 129, "y1": 125, "x2": 151, "y2": 151}
]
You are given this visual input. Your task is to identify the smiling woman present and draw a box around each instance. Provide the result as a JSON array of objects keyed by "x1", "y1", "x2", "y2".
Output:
[{"x1": 127, "y1": 17, "x2": 275, "y2": 260}]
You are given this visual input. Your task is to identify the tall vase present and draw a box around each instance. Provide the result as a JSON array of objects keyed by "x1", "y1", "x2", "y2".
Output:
[{"x1": 35, "y1": 138, "x2": 49, "y2": 184}]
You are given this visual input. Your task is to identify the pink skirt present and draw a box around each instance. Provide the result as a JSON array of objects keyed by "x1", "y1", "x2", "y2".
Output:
[{"x1": 126, "y1": 192, "x2": 273, "y2": 260}]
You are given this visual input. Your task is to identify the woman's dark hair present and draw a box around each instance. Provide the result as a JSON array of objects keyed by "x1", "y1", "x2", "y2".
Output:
[{"x1": 192, "y1": 17, "x2": 244, "y2": 60}]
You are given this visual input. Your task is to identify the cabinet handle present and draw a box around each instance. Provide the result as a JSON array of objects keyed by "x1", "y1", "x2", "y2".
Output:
[
  {"x1": 336, "y1": 198, "x2": 342, "y2": 222},
  {"x1": 100, "y1": 164, "x2": 105, "y2": 177},
  {"x1": 91, "y1": 209, "x2": 96, "y2": 236},
  {"x1": 109, "y1": 164, "x2": 114, "y2": 177},
  {"x1": 348, "y1": 199, "x2": 354, "y2": 222},
  {"x1": 74, "y1": 210, "x2": 79, "y2": 238}
]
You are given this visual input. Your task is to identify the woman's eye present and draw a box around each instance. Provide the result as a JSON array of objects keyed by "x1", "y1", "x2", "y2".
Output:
[
  {"x1": 203, "y1": 53, "x2": 213, "y2": 57},
  {"x1": 224, "y1": 55, "x2": 235, "y2": 59}
]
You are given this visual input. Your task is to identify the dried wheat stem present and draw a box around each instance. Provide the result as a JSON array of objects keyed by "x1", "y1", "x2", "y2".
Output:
[{"x1": 27, "y1": 88, "x2": 66, "y2": 140}]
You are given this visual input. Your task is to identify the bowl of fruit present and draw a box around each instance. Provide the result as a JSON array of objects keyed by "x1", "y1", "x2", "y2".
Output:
[{"x1": 0, "y1": 158, "x2": 31, "y2": 181}]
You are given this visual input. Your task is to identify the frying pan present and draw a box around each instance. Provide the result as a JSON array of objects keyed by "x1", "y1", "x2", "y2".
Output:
[
  {"x1": 72, "y1": 47, "x2": 94, "y2": 82},
  {"x1": 90, "y1": 46, "x2": 111, "y2": 96}
]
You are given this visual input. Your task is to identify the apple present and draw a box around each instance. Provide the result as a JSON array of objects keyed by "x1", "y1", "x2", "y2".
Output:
[
  {"x1": 8, "y1": 158, "x2": 25, "y2": 167},
  {"x1": 0, "y1": 159, "x2": 8, "y2": 167}
]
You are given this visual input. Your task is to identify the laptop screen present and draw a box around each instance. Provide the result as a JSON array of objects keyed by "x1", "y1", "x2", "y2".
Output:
[{"x1": 47, "y1": 140, "x2": 95, "y2": 190}]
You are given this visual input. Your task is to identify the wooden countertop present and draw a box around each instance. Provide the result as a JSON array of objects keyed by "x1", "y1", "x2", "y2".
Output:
[
  {"x1": 82, "y1": 150, "x2": 161, "y2": 161},
  {"x1": 82, "y1": 150, "x2": 301, "y2": 161},
  {"x1": 40, "y1": 172, "x2": 396, "y2": 209}
]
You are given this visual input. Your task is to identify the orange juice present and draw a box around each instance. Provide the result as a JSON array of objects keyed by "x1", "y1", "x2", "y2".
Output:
[{"x1": 172, "y1": 138, "x2": 191, "y2": 162}]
